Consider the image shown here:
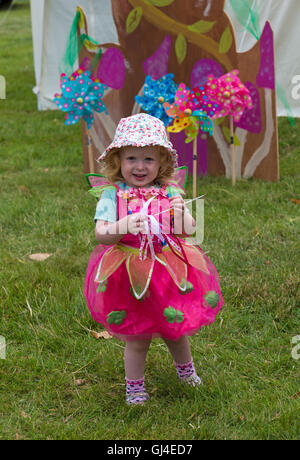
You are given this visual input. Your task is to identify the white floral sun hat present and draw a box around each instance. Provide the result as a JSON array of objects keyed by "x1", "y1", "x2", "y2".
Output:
[{"x1": 97, "y1": 113, "x2": 178, "y2": 167}]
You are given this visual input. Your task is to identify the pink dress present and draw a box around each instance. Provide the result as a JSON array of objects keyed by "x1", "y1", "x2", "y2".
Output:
[{"x1": 84, "y1": 177, "x2": 224, "y2": 342}]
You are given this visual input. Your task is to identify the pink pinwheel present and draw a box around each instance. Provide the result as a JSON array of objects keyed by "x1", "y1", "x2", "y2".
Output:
[
  {"x1": 164, "y1": 83, "x2": 219, "y2": 198},
  {"x1": 206, "y1": 70, "x2": 253, "y2": 186},
  {"x1": 206, "y1": 70, "x2": 253, "y2": 122},
  {"x1": 163, "y1": 83, "x2": 217, "y2": 142}
]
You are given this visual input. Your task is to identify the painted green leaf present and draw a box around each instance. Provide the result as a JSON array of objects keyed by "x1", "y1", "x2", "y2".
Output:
[
  {"x1": 175, "y1": 33, "x2": 187, "y2": 65},
  {"x1": 107, "y1": 310, "x2": 126, "y2": 326},
  {"x1": 126, "y1": 7, "x2": 143, "y2": 34},
  {"x1": 219, "y1": 26, "x2": 233, "y2": 54},
  {"x1": 222, "y1": 126, "x2": 241, "y2": 146},
  {"x1": 146, "y1": 0, "x2": 175, "y2": 6},
  {"x1": 187, "y1": 20, "x2": 216, "y2": 34},
  {"x1": 204, "y1": 291, "x2": 220, "y2": 309}
]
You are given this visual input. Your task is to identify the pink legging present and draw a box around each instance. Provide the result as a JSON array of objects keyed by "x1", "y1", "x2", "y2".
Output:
[{"x1": 124, "y1": 335, "x2": 192, "y2": 380}]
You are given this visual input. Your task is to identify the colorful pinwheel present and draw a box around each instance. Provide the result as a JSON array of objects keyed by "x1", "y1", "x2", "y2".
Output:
[
  {"x1": 206, "y1": 70, "x2": 253, "y2": 122},
  {"x1": 164, "y1": 83, "x2": 219, "y2": 198},
  {"x1": 206, "y1": 70, "x2": 253, "y2": 185},
  {"x1": 163, "y1": 83, "x2": 220, "y2": 142},
  {"x1": 135, "y1": 74, "x2": 178, "y2": 126},
  {"x1": 54, "y1": 68, "x2": 108, "y2": 173},
  {"x1": 54, "y1": 69, "x2": 108, "y2": 129}
]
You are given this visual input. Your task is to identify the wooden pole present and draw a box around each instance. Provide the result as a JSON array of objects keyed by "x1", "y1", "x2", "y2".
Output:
[
  {"x1": 193, "y1": 137, "x2": 197, "y2": 199},
  {"x1": 230, "y1": 116, "x2": 236, "y2": 186},
  {"x1": 87, "y1": 129, "x2": 95, "y2": 174}
]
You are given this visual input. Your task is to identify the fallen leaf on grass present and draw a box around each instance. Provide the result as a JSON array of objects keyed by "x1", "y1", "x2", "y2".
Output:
[
  {"x1": 74, "y1": 379, "x2": 88, "y2": 387},
  {"x1": 19, "y1": 185, "x2": 29, "y2": 193},
  {"x1": 28, "y1": 253, "x2": 52, "y2": 261},
  {"x1": 291, "y1": 392, "x2": 300, "y2": 399},
  {"x1": 91, "y1": 330, "x2": 111, "y2": 339},
  {"x1": 21, "y1": 410, "x2": 29, "y2": 419},
  {"x1": 290, "y1": 199, "x2": 300, "y2": 205}
]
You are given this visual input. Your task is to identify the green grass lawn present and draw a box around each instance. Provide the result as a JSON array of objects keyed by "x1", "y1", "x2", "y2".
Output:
[{"x1": 0, "y1": 1, "x2": 299, "y2": 440}]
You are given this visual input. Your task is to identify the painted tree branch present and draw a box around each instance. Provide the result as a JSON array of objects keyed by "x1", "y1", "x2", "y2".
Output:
[
  {"x1": 127, "y1": 0, "x2": 233, "y2": 71},
  {"x1": 243, "y1": 89, "x2": 274, "y2": 178}
]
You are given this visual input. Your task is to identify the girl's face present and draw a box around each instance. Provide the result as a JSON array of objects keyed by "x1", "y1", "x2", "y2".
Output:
[{"x1": 120, "y1": 146, "x2": 161, "y2": 187}]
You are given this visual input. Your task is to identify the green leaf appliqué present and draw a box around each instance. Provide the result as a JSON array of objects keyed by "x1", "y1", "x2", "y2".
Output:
[
  {"x1": 164, "y1": 306, "x2": 184, "y2": 324},
  {"x1": 204, "y1": 291, "x2": 220, "y2": 309},
  {"x1": 180, "y1": 281, "x2": 194, "y2": 295},
  {"x1": 107, "y1": 310, "x2": 127, "y2": 326}
]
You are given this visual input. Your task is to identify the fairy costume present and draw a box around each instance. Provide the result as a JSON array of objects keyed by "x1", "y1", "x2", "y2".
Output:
[
  {"x1": 84, "y1": 113, "x2": 223, "y2": 342},
  {"x1": 84, "y1": 171, "x2": 224, "y2": 342}
]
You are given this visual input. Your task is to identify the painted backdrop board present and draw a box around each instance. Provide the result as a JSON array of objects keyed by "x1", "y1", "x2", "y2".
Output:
[{"x1": 78, "y1": 0, "x2": 278, "y2": 181}]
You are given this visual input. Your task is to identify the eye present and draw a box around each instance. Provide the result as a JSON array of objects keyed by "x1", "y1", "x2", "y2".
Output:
[
  {"x1": 127, "y1": 157, "x2": 136, "y2": 161},
  {"x1": 145, "y1": 158, "x2": 154, "y2": 162}
]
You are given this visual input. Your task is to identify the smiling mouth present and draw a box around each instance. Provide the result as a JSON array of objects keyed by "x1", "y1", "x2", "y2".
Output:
[{"x1": 133, "y1": 174, "x2": 147, "y2": 178}]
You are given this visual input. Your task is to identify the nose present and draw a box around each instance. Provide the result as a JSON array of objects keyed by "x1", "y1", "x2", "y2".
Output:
[{"x1": 135, "y1": 160, "x2": 146, "y2": 170}]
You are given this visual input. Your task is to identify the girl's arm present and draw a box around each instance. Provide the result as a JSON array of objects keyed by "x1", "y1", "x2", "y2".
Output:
[
  {"x1": 95, "y1": 214, "x2": 147, "y2": 245},
  {"x1": 95, "y1": 217, "x2": 129, "y2": 245},
  {"x1": 169, "y1": 196, "x2": 196, "y2": 236}
]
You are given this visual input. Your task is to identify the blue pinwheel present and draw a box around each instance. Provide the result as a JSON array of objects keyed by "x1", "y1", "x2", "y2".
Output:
[
  {"x1": 54, "y1": 69, "x2": 108, "y2": 129},
  {"x1": 135, "y1": 73, "x2": 178, "y2": 126}
]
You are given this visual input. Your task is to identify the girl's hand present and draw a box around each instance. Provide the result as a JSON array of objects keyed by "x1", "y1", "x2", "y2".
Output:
[
  {"x1": 169, "y1": 195, "x2": 186, "y2": 217},
  {"x1": 127, "y1": 213, "x2": 147, "y2": 235}
]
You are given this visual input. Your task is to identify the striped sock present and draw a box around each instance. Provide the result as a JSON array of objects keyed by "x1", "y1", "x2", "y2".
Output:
[
  {"x1": 174, "y1": 359, "x2": 202, "y2": 387},
  {"x1": 125, "y1": 377, "x2": 149, "y2": 405}
]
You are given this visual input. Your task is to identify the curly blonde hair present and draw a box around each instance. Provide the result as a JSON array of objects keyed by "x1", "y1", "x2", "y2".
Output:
[{"x1": 98, "y1": 146, "x2": 176, "y2": 185}]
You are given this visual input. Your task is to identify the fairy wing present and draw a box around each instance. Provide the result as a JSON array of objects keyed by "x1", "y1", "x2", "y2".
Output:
[
  {"x1": 166, "y1": 167, "x2": 188, "y2": 196},
  {"x1": 86, "y1": 174, "x2": 117, "y2": 199}
]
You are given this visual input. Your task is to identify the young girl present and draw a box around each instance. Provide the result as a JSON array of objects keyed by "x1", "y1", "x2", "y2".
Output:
[{"x1": 84, "y1": 113, "x2": 224, "y2": 405}]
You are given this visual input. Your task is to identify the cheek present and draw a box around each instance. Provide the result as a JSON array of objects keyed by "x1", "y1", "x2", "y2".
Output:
[{"x1": 150, "y1": 162, "x2": 160, "y2": 173}]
